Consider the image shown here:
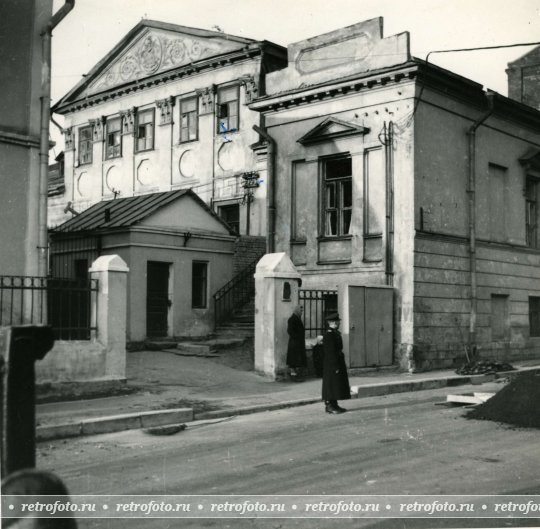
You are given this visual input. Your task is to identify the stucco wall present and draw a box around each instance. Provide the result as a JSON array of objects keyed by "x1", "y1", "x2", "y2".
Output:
[
  {"x1": 100, "y1": 230, "x2": 233, "y2": 341},
  {"x1": 413, "y1": 87, "x2": 540, "y2": 368},
  {"x1": 263, "y1": 81, "x2": 416, "y2": 365},
  {"x1": 48, "y1": 59, "x2": 265, "y2": 235}
]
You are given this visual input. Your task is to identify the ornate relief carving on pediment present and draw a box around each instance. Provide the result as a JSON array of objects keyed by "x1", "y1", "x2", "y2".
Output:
[{"x1": 84, "y1": 29, "x2": 242, "y2": 97}]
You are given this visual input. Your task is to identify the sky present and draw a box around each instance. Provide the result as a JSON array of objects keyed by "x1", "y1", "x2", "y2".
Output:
[{"x1": 49, "y1": 0, "x2": 540, "y2": 156}]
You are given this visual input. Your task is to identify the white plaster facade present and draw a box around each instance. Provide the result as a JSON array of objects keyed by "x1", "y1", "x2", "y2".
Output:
[{"x1": 49, "y1": 20, "x2": 286, "y2": 237}]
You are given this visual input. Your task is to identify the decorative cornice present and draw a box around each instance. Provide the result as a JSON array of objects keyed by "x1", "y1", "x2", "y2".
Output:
[{"x1": 250, "y1": 66, "x2": 417, "y2": 113}]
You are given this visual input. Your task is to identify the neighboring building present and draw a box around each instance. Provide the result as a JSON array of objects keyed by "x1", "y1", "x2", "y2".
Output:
[
  {"x1": 49, "y1": 189, "x2": 235, "y2": 341},
  {"x1": 250, "y1": 18, "x2": 540, "y2": 371},
  {"x1": 507, "y1": 45, "x2": 540, "y2": 111},
  {"x1": 49, "y1": 20, "x2": 287, "y2": 241},
  {"x1": 0, "y1": 0, "x2": 53, "y2": 276}
]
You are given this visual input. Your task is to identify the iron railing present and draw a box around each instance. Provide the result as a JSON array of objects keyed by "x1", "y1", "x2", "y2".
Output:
[
  {"x1": 0, "y1": 276, "x2": 98, "y2": 341},
  {"x1": 299, "y1": 289, "x2": 338, "y2": 338},
  {"x1": 213, "y1": 258, "x2": 260, "y2": 329}
]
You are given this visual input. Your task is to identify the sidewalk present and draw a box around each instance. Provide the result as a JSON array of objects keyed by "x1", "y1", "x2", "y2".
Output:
[{"x1": 36, "y1": 348, "x2": 540, "y2": 441}]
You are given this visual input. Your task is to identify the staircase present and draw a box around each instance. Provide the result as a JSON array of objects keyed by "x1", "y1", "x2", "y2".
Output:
[{"x1": 215, "y1": 297, "x2": 255, "y2": 337}]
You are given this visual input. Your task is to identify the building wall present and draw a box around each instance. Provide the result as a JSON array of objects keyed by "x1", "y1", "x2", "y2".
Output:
[
  {"x1": 0, "y1": 0, "x2": 53, "y2": 275},
  {"x1": 100, "y1": 229, "x2": 233, "y2": 342},
  {"x1": 507, "y1": 46, "x2": 540, "y2": 111},
  {"x1": 263, "y1": 80, "x2": 417, "y2": 362},
  {"x1": 413, "y1": 88, "x2": 540, "y2": 368},
  {"x1": 49, "y1": 59, "x2": 266, "y2": 235}
]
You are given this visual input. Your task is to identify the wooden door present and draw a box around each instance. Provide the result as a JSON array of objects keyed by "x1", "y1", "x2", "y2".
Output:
[
  {"x1": 348, "y1": 286, "x2": 393, "y2": 367},
  {"x1": 146, "y1": 261, "x2": 170, "y2": 338}
]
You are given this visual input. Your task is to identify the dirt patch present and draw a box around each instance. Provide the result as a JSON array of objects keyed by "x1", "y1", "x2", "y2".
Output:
[
  {"x1": 466, "y1": 372, "x2": 540, "y2": 429},
  {"x1": 208, "y1": 341, "x2": 254, "y2": 372}
]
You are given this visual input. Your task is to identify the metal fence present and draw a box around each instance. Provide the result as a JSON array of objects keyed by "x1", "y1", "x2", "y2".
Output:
[
  {"x1": 299, "y1": 289, "x2": 338, "y2": 338},
  {"x1": 0, "y1": 276, "x2": 98, "y2": 341}
]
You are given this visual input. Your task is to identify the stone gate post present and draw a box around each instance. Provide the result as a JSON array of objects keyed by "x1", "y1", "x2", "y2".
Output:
[{"x1": 254, "y1": 253, "x2": 301, "y2": 380}]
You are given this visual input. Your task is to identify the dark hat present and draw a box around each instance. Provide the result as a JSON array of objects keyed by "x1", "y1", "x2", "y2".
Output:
[{"x1": 325, "y1": 312, "x2": 340, "y2": 322}]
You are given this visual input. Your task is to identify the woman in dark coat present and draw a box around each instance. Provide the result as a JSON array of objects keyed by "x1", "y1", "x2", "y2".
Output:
[
  {"x1": 286, "y1": 305, "x2": 307, "y2": 380},
  {"x1": 322, "y1": 312, "x2": 351, "y2": 413}
]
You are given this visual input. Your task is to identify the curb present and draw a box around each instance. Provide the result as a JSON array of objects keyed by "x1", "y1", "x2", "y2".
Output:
[{"x1": 36, "y1": 367, "x2": 539, "y2": 442}]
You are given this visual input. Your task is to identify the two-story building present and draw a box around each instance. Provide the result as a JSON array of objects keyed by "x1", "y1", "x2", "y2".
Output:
[
  {"x1": 49, "y1": 19, "x2": 286, "y2": 243},
  {"x1": 250, "y1": 18, "x2": 540, "y2": 371}
]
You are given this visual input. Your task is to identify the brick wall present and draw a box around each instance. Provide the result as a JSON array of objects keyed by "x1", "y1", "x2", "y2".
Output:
[
  {"x1": 507, "y1": 46, "x2": 540, "y2": 111},
  {"x1": 234, "y1": 236, "x2": 266, "y2": 274}
]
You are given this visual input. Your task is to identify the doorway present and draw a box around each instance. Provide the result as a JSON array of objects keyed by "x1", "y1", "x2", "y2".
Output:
[
  {"x1": 146, "y1": 261, "x2": 171, "y2": 338},
  {"x1": 348, "y1": 285, "x2": 393, "y2": 367}
]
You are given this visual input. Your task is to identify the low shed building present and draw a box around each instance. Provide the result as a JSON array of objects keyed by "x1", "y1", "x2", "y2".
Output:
[{"x1": 50, "y1": 189, "x2": 235, "y2": 342}]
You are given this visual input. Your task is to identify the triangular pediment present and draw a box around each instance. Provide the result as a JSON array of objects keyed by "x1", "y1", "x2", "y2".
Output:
[
  {"x1": 57, "y1": 20, "x2": 254, "y2": 106},
  {"x1": 297, "y1": 117, "x2": 369, "y2": 145}
]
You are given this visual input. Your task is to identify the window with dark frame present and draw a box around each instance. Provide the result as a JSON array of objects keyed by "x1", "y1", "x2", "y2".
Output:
[
  {"x1": 105, "y1": 117, "x2": 122, "y2": 159},
  {"x1": 217, "y1": 85, "x2": 239, "y2": 134},
  {"x1": 530, "y1": 296, "x2": 540, "y2": 337},
  {"x1": 135, "y1": 108, "x2": 154, "y2": 152},
  {"x1": 78, "y1": 125, "x2": 93, "y2": 165},
  {"x1": 180, "y1": 97, "x2": 198, "y2": 143},
  {"x1": 218, "y1": 204, "x2": 240, "y2": 234},
  {"x1": 323, "y1": 156, "x2": 352, "y2": 237},
  {"x1": 526, "y1": 177, "x2": 538, "y2": 248},
  {"x1": 192, "y1": 261, "x2": 208, "y2": 309}
]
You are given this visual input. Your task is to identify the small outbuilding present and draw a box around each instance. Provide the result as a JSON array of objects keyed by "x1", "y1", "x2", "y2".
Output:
[{"x1": 49, "y1": 189, "x2": 235, "y2": 342}]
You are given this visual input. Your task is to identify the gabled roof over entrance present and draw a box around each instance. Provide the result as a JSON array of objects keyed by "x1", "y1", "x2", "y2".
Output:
[
  {"x1": 52, "y1": 189, "x2": 234, "y2": 234},
  {"x1": 53, "y1": 20, "x2": 262, "y2": 112},
  {"x1": 297, "y1": 117, "x2": 370, "y2": 145}
]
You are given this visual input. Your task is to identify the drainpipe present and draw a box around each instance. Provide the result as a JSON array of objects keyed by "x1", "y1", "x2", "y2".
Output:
[
  {"x1": 253, "y1": 124, "x2": 276, "y2": 253},
  {"x1": 467, "y1": 90, "x2": 495, "y2": 349},
  {"x1": 38, "y1": 0, "x2": 75, "y2": 277}
]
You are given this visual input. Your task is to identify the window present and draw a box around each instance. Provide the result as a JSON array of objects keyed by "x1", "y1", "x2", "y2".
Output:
[
  {"x1": 530, "y1": 297, "x2": 540, "y2": 337},
  {"x1": 218, "y1": 204, "x2": 240, "y2": 234},
  {"x1": 105, "y1": 117, "x2": 122, "y2": 159},
  {"x1": 323, "y1": 156, "x2": 352, "y2": 237},
  {"x1": 78, "y1": 125, "x2": 93, "y2": 165},
  {"x1": 526, "y1": 177, "x2": 538, "y2": 248},
  {"x1": 180, "y1": 97, "x2": 198, "y2": 142},
  {"x1": 217, "y1": 85, "x2": 239, "y2": 134},
  {"x1": 136, "y1": 109, "x2": 154, "y2": 152},
  {"x1": 192, "y1": 261, "x2": 208, "y2": 309}
]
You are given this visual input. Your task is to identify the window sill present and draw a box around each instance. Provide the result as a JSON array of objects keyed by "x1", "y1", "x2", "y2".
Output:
[
  {"x1": 179, "y1": 138, "x2": 199, "y2": 145},
  {"x1": 290, "y1": 239, "x2": 307, "y2": 245},
  {"x1": 317, "y1": 235, "x2": 353, "y2": 242},
  {"x1": 135, "y1": 148, "x2": 155, "y2": 154},
  {"x1": 104, "y1": 156, "x2": 122, "y2": 161}
]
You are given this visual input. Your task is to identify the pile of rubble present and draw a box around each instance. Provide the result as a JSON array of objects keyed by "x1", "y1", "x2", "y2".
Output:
[
  {"x1": 455, "y1": 360, "x2": 515, "y2": 376},
  {"x1": 466, "y1": 372, "x2": 540, "y2": 429}
]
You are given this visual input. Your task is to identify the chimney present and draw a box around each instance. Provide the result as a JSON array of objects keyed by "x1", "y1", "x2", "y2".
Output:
[{"x1": 506, "y1": 45, "x2": 540, "y2": 111}]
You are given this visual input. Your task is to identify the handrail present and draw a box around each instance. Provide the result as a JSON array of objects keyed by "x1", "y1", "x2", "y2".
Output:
[{"x1": 213, "y1": 254, "x2": 263, "y2": 329}]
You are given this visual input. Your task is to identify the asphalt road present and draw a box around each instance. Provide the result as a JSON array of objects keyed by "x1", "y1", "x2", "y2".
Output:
[{"x1": 36, "y1": 385, "x2": 540, "y2": 529}]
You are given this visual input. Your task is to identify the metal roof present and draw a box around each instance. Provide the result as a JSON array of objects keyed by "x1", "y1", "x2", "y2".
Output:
[{"x1": 52, "y1": 189, "x2": 232, "y2": 234}]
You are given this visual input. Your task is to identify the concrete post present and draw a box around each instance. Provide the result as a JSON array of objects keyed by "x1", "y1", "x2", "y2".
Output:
[
  {"x1": 254, "y1": 253, "x2": 301, "y2": 380},
  {"x1": 89, "y1": 255, "x2": 129, "y2": 378}
]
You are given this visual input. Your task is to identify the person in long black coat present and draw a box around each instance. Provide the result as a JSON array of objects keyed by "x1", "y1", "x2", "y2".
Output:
[
  {"x1": 322, "y1": 312, "x2": 351, "y2": 414},
  {"x1": 286, "y1": 305, "x2": 307, "y2": 380}
]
